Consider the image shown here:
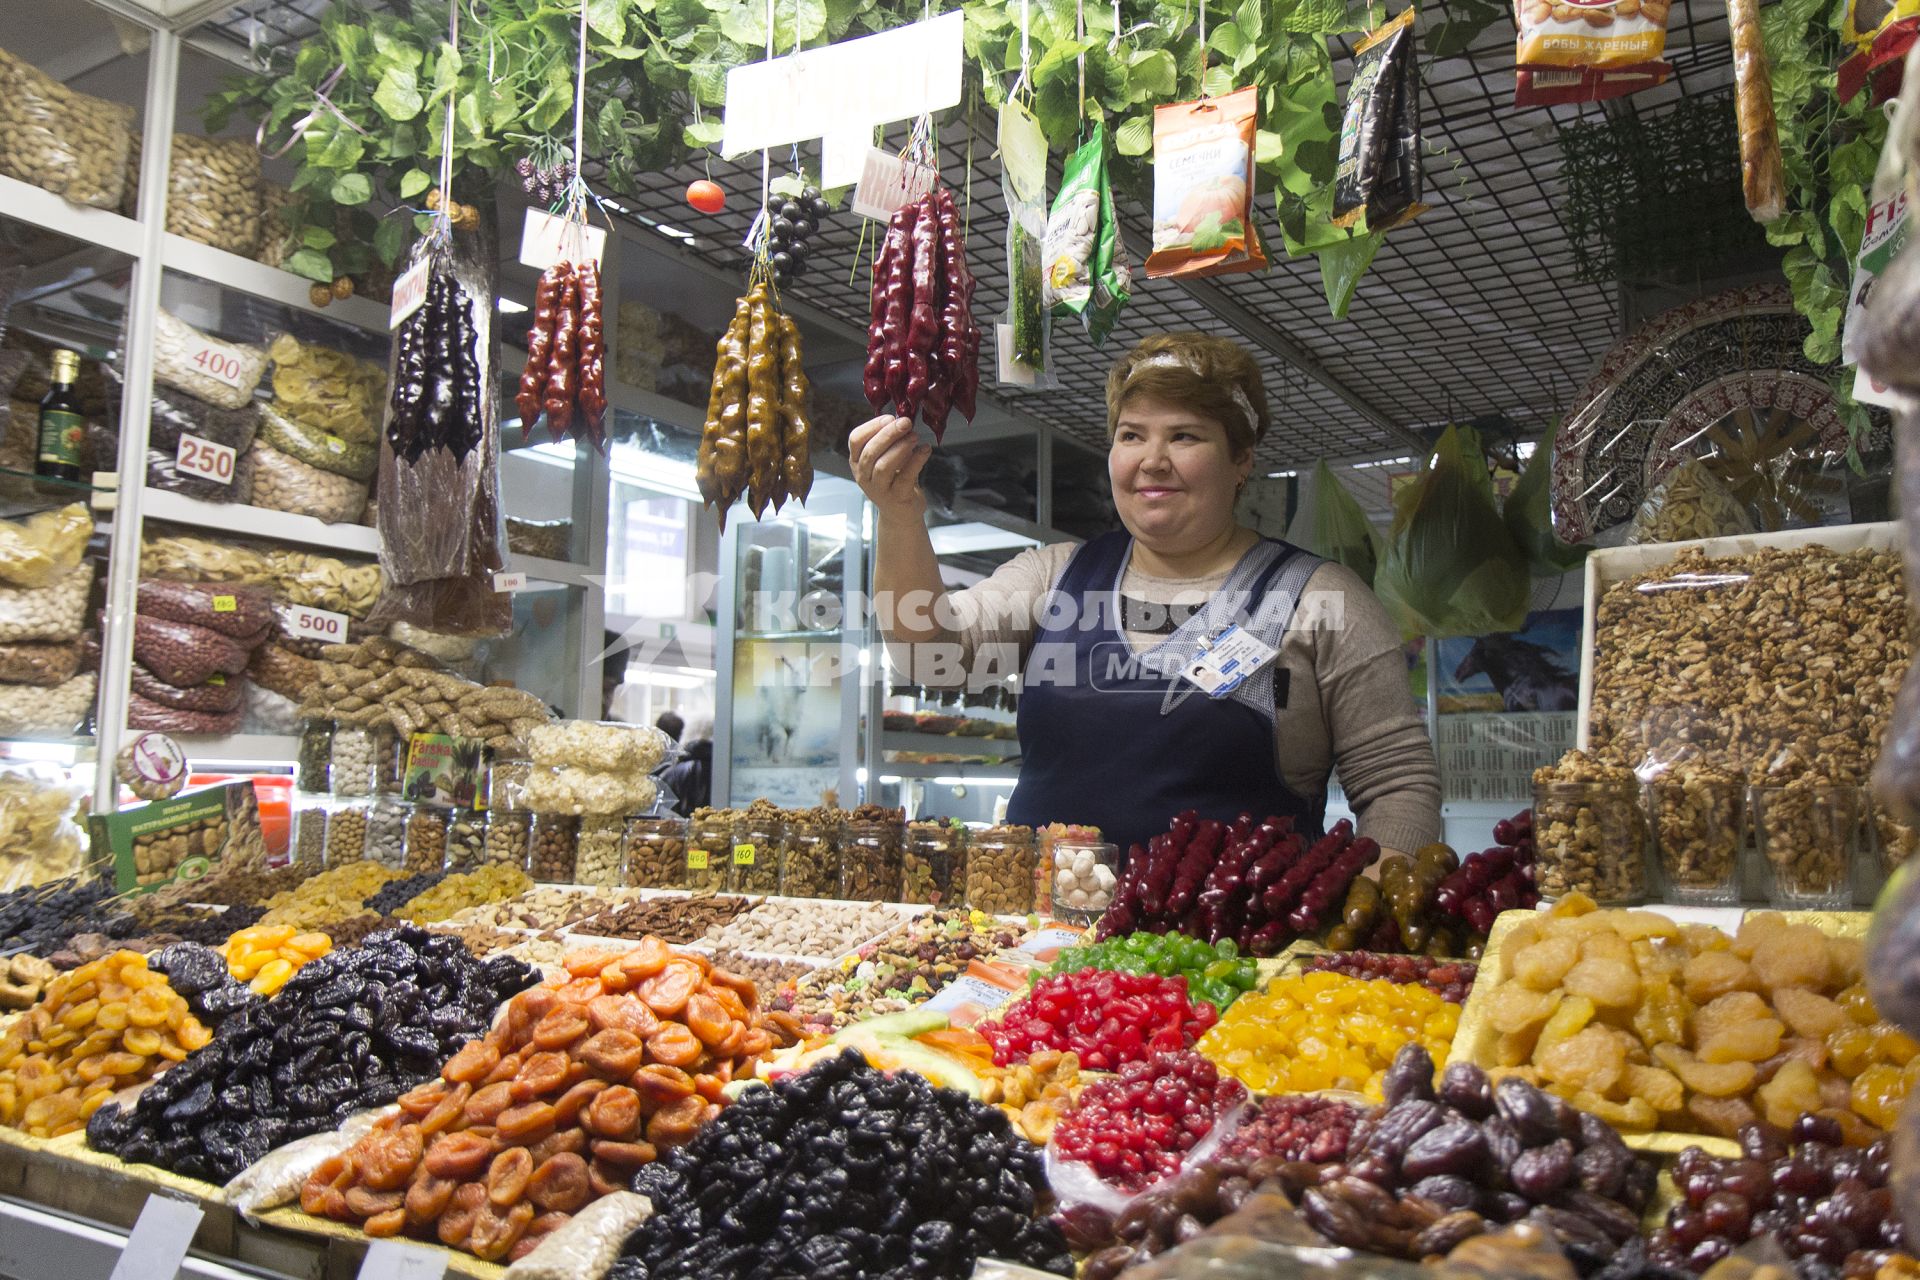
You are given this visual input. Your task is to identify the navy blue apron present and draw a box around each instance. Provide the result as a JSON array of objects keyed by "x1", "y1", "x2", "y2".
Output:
[{"x1": 1005, "y1": 531, "x2": 1325, "y2": 854}]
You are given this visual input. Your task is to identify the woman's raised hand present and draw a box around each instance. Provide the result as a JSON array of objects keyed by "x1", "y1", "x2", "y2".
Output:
[{"x1": 848, "y1": 415, "x2": 931, "y2": 517}]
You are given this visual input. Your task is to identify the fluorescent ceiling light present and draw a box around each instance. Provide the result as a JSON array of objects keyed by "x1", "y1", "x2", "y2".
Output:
[
  {"x1": 1350, "y1": 455, "x2": 1413, "y2": 470},
  {"x1": 927, "y1": 522, "x2": 1043, "y2": 555},
  {"x1": 1266, "y1": 470, "x2": 1296, "y2": 479},
  {"x1": 497, "y1": 297, "x2": 529, "y2": 314},
  {"x1": 628, "y1": 671, "x2": 711, "y2": 689}
]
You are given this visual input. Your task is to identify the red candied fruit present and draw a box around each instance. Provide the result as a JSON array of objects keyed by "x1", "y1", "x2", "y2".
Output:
[
  {"x1": 1052, "y1": 1051, "x2": 1245, "y2": 1192},
  {"x1": 980, "y1": 970, "x2": 1215, "y2": 1070}
]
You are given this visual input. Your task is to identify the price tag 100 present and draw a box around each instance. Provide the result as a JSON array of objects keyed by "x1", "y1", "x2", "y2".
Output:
[
  {"x1": 287, "y1": 605, "x2": 348, "y2": 643},
  {"x1": 176, "y1": 432, "x2": 237, "y2": 485}
]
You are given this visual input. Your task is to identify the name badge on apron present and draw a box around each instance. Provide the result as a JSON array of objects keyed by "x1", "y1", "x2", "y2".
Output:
[{"x1": 1180, "y1": 625, "x2": 1278, "y2": 698}]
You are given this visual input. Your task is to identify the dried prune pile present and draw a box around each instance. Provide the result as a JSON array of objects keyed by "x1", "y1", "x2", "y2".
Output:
[
  {"x1": 148, "y1": 941, "x2": 261, "y2": 1022},
  {"x1": 611, "y1": 1048, "x2": 1071, "y2": 1280},
  {"x1": 104, "y1": 904, "x2": 266, "y2": 949},
  {"x1": 0, "y1": 875, "x2": 116, "y2": 955},
  {"x1": 1298, "y1": 1045, "x2": 1657, "y2": 1274},
  {"x1": 365, "y1": 871, "x2": 446, "y2": 917},
  {"x1": 87, "y1": 925, "x2": 537, "y2": 1183}
]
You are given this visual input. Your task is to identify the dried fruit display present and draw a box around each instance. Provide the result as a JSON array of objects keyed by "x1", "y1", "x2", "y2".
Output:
[
  {"x1": 1042, "y1": 931, "x2": 1258, "y2": 1013},
  {"x1": 1295, "y1": 1046, "x2": 1659, "y2": 1269},
  {"x1": 516, "y1": 256, "x2": 607, "y2": 448},
  {"x1": 612, "y1": 1048, "x2": 1070, "y2": 1279},
  {"x1": 387, "y1": 262, "x2": 483, "y2": 463},
  {"x1": 301, "y1": 939, "x2": 783, "y2": 1260},
  {"x1": 1326, "y1": 842, "x2": 1474, "y2": 956},
  {"x1": 1068, "y1": 1157, "x2": 1326, "y2": 1280},
  {"x1": 1433, "y1": 811, "x2": 1541, "y2": 945},
  {"x1": 1051, "y1": 1051, "x2": 1246, "y2": 1193},
  {"x1": 87, "y1": 926, "x2": 537, "y2": 1182},
  {"x1": 1096, "y1": 812, "x2": 1378, "y2": 955},
  {"x1": 1472, "y1": 896, "x2": 1912, "y2": 1140},
  {"x1": 1197, "y1": 969, "x2": 1459, "y2": 1099},
  {"x1": 1219, "y1": 1093, "x2": 1366, "y2": 1165},
  {"x1": 219, "y1": 924, "x2": 333, "y2": 996},
  {"x1": 0, "y1": 949, "x2": 213, "y2": 1137},
  {"x1": 770, "y1": 909, "x2": 1028, "y2": 1033},
  {"x1": 863, "y1": 184, "x2": 980, "y2": 441},
  {"x1": 259, "y1": 861, "x2": 405, "y2": 929},
  {"x1": 1651, "y1": 1118, "x2": 1905, "y2": 1274},
  {"x1": 981, "y1": 970, "x2": 1217, "y2": 1070},
  {"x1": 696, "y1": 281, "x2": 813, "y2": 527},
  {"x1": 396, "y1": 865, "x2": 532, "y2": 925},
  {"x1": 1303, "y1": 951, "x2": 1479, "y2": 1004}
]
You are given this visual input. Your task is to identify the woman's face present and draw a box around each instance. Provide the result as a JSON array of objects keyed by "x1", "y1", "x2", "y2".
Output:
[{"x1": 1108, "y1": 395, "x2": 1253, "y2": 554}]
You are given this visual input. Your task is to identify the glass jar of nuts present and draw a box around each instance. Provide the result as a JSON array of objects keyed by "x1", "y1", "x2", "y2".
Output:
[
  {"x1": 1753, "y1": 780, "x2": 1859, "y2": 908},
  {"x1": 1531, "y1": 753, "x2": 1649, "y2": 905},
  {"x1": 780, "y1": 810, "x2": 842, "y2": 898},
  {"x1": 625, "y1": 816, "x2": 686, "y2": 889},
  {"x1": 529, "y1": 812, "x2": 580, "y2": 882},
  {"x1": 965, "y1": 824, "x2": 1036, "y2": 914},
  {"x1": 444, "y1": 808, "x2": 487, "y2": 872},
  {"x1": 576, "y1": 814, "x2": 626, "y2": 887},
  {"x1": 841, "y1": 813, "x2": 905, "y2": 901},
  {"x1": 364, "y1": 799, "x2": 409, "y2": 868},
  {"x1": 403, "y1": 806, "x2": 449, "y2": 874},
  {"x1": 329, "y1": 724, "x2": 374, "y2": 798},
  {"x1": 292, "y1": 805, "x2": 327, "y2": 868},
  {"x1": 326, "y1": 804, "x2": 370, "y2": 866},
  {"x1": 295, "y1": 718, "x2": 332, "y2": 793},
  {"x1": 1873, "y1": 805, "x2": 1919, "y2": 877},
  {"x1": 373, "y1": 726, "x2": 405, "y2": 796},
  {"x1": 1648, "y1": 764, "x2": 1744, "y2": 905},
  {"x1": 903, "y1": 821, "x2": 966, "y2": 906},
  {"x1": 731, "y1": 807, "x2": 786, "y2": 894},
  {"x1": 686, "y1": 811, "x2": 734, "y2": 892}
]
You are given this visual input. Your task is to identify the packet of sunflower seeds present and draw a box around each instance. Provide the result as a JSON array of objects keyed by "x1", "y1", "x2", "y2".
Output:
[
  {"x1": 1043, "y1": 124, "x2": 1133, "y2": 345},
  {"x1": 1086, "y1": 127, "x2": 1134, "y2": 346}
]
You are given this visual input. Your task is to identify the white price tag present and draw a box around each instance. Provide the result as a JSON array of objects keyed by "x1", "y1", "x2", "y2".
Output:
[
  {"x1": 822, "y1": 127, "x2": 874, "y2": 189},
  {"x1": 175, "y1": 432, "x2": 237, "y2": 486},
  {"x1": 494, "y1": 571, "x2": 528, "y2": 593},
  {"x1": 286, "y1": 604, "x2": 349, "y2": 643},
  {"x1": 357, "y1": 1239, "x2": 447, "y2": 1280},
  {"x1": 851, "y1": 150, "x2": 938, "y2": 222},
  {"x1": 519, "y1": 208, "x2": 608, "y2": 271},
  {"x1": 107, "y1": 1195, "x2": 204, "y2": 1280},
  {"x1": 1180, "y1": 625, "x2": 1278, "y2": 698},
  {"x1": 390, "y1": 258, "x2": 431, "y2": 328},
  {"x1": 185, "y1": 340, "x2": 249, "y2": 391}
]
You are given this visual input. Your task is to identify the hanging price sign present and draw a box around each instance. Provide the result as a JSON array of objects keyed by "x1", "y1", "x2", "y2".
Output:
[
  {"x1": 390, "y1": 259, "x2": 431, "y2": 328},
  {"x1": 175, "y1": 433, "x2": 237, "y2": 485}
]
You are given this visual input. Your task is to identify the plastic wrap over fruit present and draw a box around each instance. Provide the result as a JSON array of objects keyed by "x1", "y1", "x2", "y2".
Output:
[
  {"x1": 223, "y1": 1105, "x2": 396, "y2": 1218},
  {"x1": 500, "y1": 1191, "x2": 652, "y2": 1280}
]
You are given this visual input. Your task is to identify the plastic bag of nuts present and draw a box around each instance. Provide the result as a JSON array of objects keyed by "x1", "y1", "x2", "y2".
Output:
[
  {"x1": 255, "y1": 181, "x2": 298, "y2": 268},
  {"x1": 1515, "y1": 0, "x2": 1671, "y2": 68},
  {"x1": 131, "y1": 613, "x2": 252, "y2": 688},
  {"x1": 264, "y1": 333, "x2": 387, "y2": 447},
  {"x1": 0, "y1": 47, "x2": 133, "y2": 209},
  {"x1": 249, "y1": 441, "x2": 369, "y2": 524},
  {"x1": 137, "y1": 580, "x2": 273, "y2": 640},
  {"x1": 127, "y1": 688, "x2": 240, "y2": 734},
  {"x1": 244, "y1": 683, "x2": 299, "y2": 735},
  {"x1": 152, "y1": 310, "x2": 266, "y2": 410},
  {"x1": 0, "y1": 562, "x2": 92, "y2": 644},
  {"x1": 0, "y1": 673, "x2": 94, "y2": 736},
  {"x1": 0, "y1": 636, "x2": 82, "y2": 686},
  {"x1": 259, "y1": 403, "x2": 378, "y2": 482},
  {"x1": 624, "y1": 815, "x2": 684, "y2": 888},
  {"x1": 529, "y1": 812, "x2": 579, "y2": 881},
  {"x1": 327, "y1": 806, "x2": 369, "y2": 866},
  {"x1": 575, "y1": 814, "x2": 626, "y2": 886},
  {"x1": 1647, "y1": 760, "x2": 1743, "y2": 903},
  {"x1": 965, "y1": 823, "x2": 1035, "y2": 914},
  {"x1": 164, "y1": 134, "x2": 262, "y2": 256},
  {"x1": 252, "y1": 644, "x2": 320, "y2": 704},
  {"x1": 1531, "y1": 750, "x2": 1649, "y2": 904},
  {"x1": 129, "y1": 662, "x2": 243, "y2": 713}
]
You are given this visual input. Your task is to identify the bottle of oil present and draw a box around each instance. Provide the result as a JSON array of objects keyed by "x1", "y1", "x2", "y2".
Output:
[{"x1": 35, "y1": 349, "x2": 84, "y2": 483}]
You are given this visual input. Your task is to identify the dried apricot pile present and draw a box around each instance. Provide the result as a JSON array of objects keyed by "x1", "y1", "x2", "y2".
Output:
[
  {"x1": 0, "y1": 950, "x2": 209, "y2": 1137},
  {"x1": 302, "y1": 935, "x2": 786, "y2": 1261},
  {"x1": 1479, "y1": 894, "x2": 1913, "y2": 1140},
  {"x1": 1196, "y1": 969, "x2": 1459, "y2": 1100},
  {"x1": 219, "y1": 924, "x2": 332, "y2": 995}
]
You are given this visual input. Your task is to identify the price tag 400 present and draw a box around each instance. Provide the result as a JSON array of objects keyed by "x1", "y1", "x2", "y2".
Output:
[
  {"x1": 186, "y1": 341, "x2": 250, "y2": 391},
  {"x1": 176, "y1": 433, "x2": 236, "y2": 486}
]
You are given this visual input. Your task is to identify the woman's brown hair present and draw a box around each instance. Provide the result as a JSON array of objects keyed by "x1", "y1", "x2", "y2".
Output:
[{"x1": 1104, "y1": 333, "x2": 1270, "y2": 454}]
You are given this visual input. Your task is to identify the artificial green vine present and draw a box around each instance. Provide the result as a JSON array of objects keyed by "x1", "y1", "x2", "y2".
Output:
[{"x1": 207, "y1": 0, "x2": 1365, "y2": 292}]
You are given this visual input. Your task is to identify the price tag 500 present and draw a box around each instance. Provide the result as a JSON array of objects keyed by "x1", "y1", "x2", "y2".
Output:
[
  {"x1": 286, "y1": 605, "x2": 348, "y2": 643},
  {"x1": 175, "y1": 433, "x2": 237, "y2": 485}
]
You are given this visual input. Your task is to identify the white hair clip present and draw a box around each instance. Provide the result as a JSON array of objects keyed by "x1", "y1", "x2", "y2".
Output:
[{"x1": 1128, "y1": 353, "x2": 1260, "y2": 435}]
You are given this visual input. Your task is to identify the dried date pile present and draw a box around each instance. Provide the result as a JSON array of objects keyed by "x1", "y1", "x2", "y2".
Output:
[
  {"x1": 87, "y1": 926, "x2": 538, "y2": 1182},
  {"x1": 612, "y1": 1048, "x2": 1070, "y2": 1280}
]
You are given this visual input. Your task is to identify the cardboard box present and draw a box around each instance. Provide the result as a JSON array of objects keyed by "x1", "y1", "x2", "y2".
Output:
[{"x1": 89, "y1": 779, "x2": 265, "y2": 895}]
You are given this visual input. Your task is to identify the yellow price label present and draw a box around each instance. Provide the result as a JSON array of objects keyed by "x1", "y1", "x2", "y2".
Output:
[
  {"x1": 687, "y1": 850, "x2": 709, "y2": 870},
  {"x1": 212, "y1": 595, "x2": 237, "y2": 612},
  {"x1": 733, "y1": 843, "x2": 755, "y2": 866},
  {"x1": 206, "y1": 674, "x2": 226, "y2": 685}
]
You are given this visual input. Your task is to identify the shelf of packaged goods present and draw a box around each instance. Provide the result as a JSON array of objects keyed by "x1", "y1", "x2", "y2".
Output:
[
  {"x1": 170, "y1": 733, "x2": 298, "y2": 767},
  {"x1": 141, "y1": 489, "x2": 383, "y2": 556},
  {"x1": 881, "y1": 729, "x2": 1021, "y2": 759},
  {"x1": 161, "y1": 233, "x2": 390, "y2": 332},
  {"x1": 0, "y1": 173, "x2": 144, "y2": 259}
]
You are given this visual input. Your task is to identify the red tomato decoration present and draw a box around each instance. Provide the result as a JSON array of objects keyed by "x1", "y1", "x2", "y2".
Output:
[{"x1": 686, "y1": 180, "x2": 726, "y2": 214}]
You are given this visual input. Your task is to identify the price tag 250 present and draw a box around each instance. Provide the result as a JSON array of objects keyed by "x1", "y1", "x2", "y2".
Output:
[
  {"x1": 286, "y1": 605, "x2": 348, "y2": 643},
  {"x1": 176, "y1": 433, "x2": 236, "y2": 485}
]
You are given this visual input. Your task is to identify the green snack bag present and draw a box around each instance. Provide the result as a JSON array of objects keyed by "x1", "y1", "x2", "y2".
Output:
[
  {"x1": 1086, "y1": 126, "x2": 1134, "y2": 347},
  {"x1": 1043, "y1": 125, "x2": 1133, "y2": 346}
]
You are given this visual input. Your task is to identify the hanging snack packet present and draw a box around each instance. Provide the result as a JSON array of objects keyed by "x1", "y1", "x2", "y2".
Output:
[
  {"x1": 999, "y1": 100, "x2": 1051, "y2": 383},
  {"x1": 1044, "y1": 124, "x2": 1134, "y2": 345},
  {"x1": 1333, "y1": 10, "x2": 1415, "y2": 230},
  {"x1": 1840, "y1": 0, "x2": 1920, "y2": 102},
  {"x1": 1514, "y1": 61, "x2": 1672, "y2": 107},
  {"x1": 1371, "y1": 10, "x2": 1427, "y2": 231},
  {"x1": 1146, "y1": 86, "x2": 1267, "y2": 280},
  {"x1": 1515, "y1": 0, "x2": 1671, "y2": 70}
]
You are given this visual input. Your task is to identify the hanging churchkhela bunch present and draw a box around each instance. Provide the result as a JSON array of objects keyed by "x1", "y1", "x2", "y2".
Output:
[
  {"x1": 516, "y1": 254, "x2": 609, "y2": 449},
  {"x1": 863, "y1": 127, "x2": 980, "y2": 442},
  {"x1": 697, "y1": 268, "x2": 814, "y2": 528},
  {"x1": 388, "y1": 268, "x2": 482, "y2": 462}
]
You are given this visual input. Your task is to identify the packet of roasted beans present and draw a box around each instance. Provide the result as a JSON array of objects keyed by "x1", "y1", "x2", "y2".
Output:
[
  {"x1": 1514, "y1": 0, "x2": 1672, "y2": 69},
  {"x1": 1146, "y1": 85, "x2": 1267, "y2": 280}
]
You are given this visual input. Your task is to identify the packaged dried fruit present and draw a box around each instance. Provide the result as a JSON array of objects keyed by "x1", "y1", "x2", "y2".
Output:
[{"x1": 1146, "y1": 86, "x2": 1267, "y2": 281}]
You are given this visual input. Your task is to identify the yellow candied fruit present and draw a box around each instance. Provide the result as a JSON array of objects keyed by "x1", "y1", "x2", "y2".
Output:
[
  {"x1": 1196, "y1": 971, "x2": 1458, "y2": 1100},
  {"x1": 248, "y1": 959, "x2": 296, "y2": 996},
  {"x1": 1852, "y1": 1062, "x2": 1908, "y2": 1129}
]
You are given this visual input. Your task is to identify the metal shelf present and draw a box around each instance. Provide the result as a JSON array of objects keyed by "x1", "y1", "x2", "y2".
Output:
[
  {"x1": 170, "y1": 733, "x2": 299, "y2": 766},
  {"x1": 0, "y1": 173, "x2": 144, "y2": 259},
  {"x1": 141, "y1": 490, "x2": 383, "y2": 556},
  {"x1": 881, "y1": 729, "x2": 1020, "y2": 759},
  {"x1": 877, "y1": 761, "x2": 1021, "y2": 782},
  {"x1": 161, "y1": 232, "x2": 391, "y2": 332}
]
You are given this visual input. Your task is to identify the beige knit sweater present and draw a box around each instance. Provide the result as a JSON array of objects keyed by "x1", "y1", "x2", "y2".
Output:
[{"x1": 901, "y1": 540, "x2": 1443, "y2": 855}]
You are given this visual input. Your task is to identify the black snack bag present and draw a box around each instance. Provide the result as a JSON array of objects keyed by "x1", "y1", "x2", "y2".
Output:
[{"x1": 1333, "y1": 8, "x2": 1417, "y2": 231}]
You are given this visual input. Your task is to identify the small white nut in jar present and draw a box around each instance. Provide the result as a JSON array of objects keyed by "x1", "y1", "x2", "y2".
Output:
[{"x1": 1050, "y1": 841, "x2": 1118, "y2": 916}]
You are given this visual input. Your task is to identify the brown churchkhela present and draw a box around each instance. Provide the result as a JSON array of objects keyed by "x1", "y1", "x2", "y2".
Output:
[
  {"x1": 696, "y1": 285, "x2": 814, "y2": 528},
  {"x1": 516, "y1": 258, "x2": 608, "y2": 449}
]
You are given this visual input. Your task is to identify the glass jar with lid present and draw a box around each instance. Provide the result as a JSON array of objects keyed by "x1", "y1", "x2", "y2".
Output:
[
  {"x1": 840, "y1": 812, "x2": 905, "y2": 901},
  {"x1": 364, "y1": 799, "x2": 409, "y2": 869},
  {"x1": 966, "y1": 824, "x2": 1036, "y2": 914},
  {"x1": 780, "y1": 811, "x2": 842, "y2": 898},
  {"x1": 529, "y1": 813, "x2": 580, "y2": 882},
  {"x1": 686, "y1": 810, "x2": 734, "y2": 892},
  {"x1": 731, "y1": 806, "x2": 785, "y2": 894},
  {"x1": 292, "y1": 805, "x2": 326, "y2": 868},
  {"x1": 576, "y1": 815, "x2": 627, "y2": 887},
  {"x1": 1531, "y1": 779, "x2": 1649, "y2": 905},
  {"x1": 903, "y1": 821, "x2": 965, "y2": 906},
  {"x1": 295, "y1": 718, "x2": 332, "y2": 792},
  {"x1": 326, "y1": 804, "x2": 370, "y2": 866},
  {"x1": 625, "y1": 816, "x2": 686, "y2": 889}
]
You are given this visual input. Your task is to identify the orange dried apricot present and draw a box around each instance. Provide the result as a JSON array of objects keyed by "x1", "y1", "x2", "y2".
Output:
[
  {"x1": 532, "y1": 1006, "x2": 590, "y2": 1050},
  {"x1": 578, "y1": 1029, "x2": 646, "y2": 1080},
  {"x1": 527, "y1": 1152, "x2": 592, "y2": 1214},
  {"x1": 585, "y1": 1086, "x2": 641, "y2": 1140},
  {"x1": 486, "y1": 1146, "x2": 534, "y2": 1206},
  {"x1": 644, "y1": 1023, "x2": 702, "y2": 1067}
]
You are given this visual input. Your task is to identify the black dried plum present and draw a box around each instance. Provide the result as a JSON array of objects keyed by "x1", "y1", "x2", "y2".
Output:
[{"x1": 1493, "y1": 1077, "x2": 1561, "y2": 1146}]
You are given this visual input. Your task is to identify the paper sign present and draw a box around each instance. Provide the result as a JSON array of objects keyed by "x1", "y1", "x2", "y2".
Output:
[
  {"x1": 519, "y1": 208, "x2": 608, "y2": 271},
  {"x1": 175, "y1": 433, "x2": 237, "y2": 485},
  {"x1": 1855, "y1": 363, "x2": 1913, "y2": 409},
  {"x1": 125, "y1": 733, "x2": 186, "y2": 788},
  {"x1": 187, "y1": 340, "x2": 249, "y2": 390},
  {"x1": 107, "y1": 1195, "x2": 204, "y2": 1280},
  {"x1": 733, "y1": 843, "x2": 756, "y2": 866},
  {"x1": 390, "y1": 259, "x2": 430, "y2": 328},
  {"x1": 494, "y1": 571, "x2": 528, "y2": 593},
  {"x1": 687, "y1": 849, "x2": 710, "y2": 870},
  {"x1": 920, "y1": 971, "x2": 1021, "y2": 1026},
  {"x1": 822, "y1": 127, "x2": 875, "y2": 189},
  {"x1": 722, "y1": 12, "x2": 964, "y2": 158},
  {"x1": 851, "y1": 151, "x2": 939, "y2": 222},
  {"x1": 358, "y1": 1239, "x2": 447, "y2": 1280},
  {"x1": 1843, "y1": 191, "x2": 1910, "y2": 364},
  {"x1": 285, "y1": 604, "x2": 349, "y2": 643}
]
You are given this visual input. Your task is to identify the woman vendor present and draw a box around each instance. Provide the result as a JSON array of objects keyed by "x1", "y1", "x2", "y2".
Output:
[{"x1": 850, "y1": 332, "x2": 1442, "y2": 857}]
